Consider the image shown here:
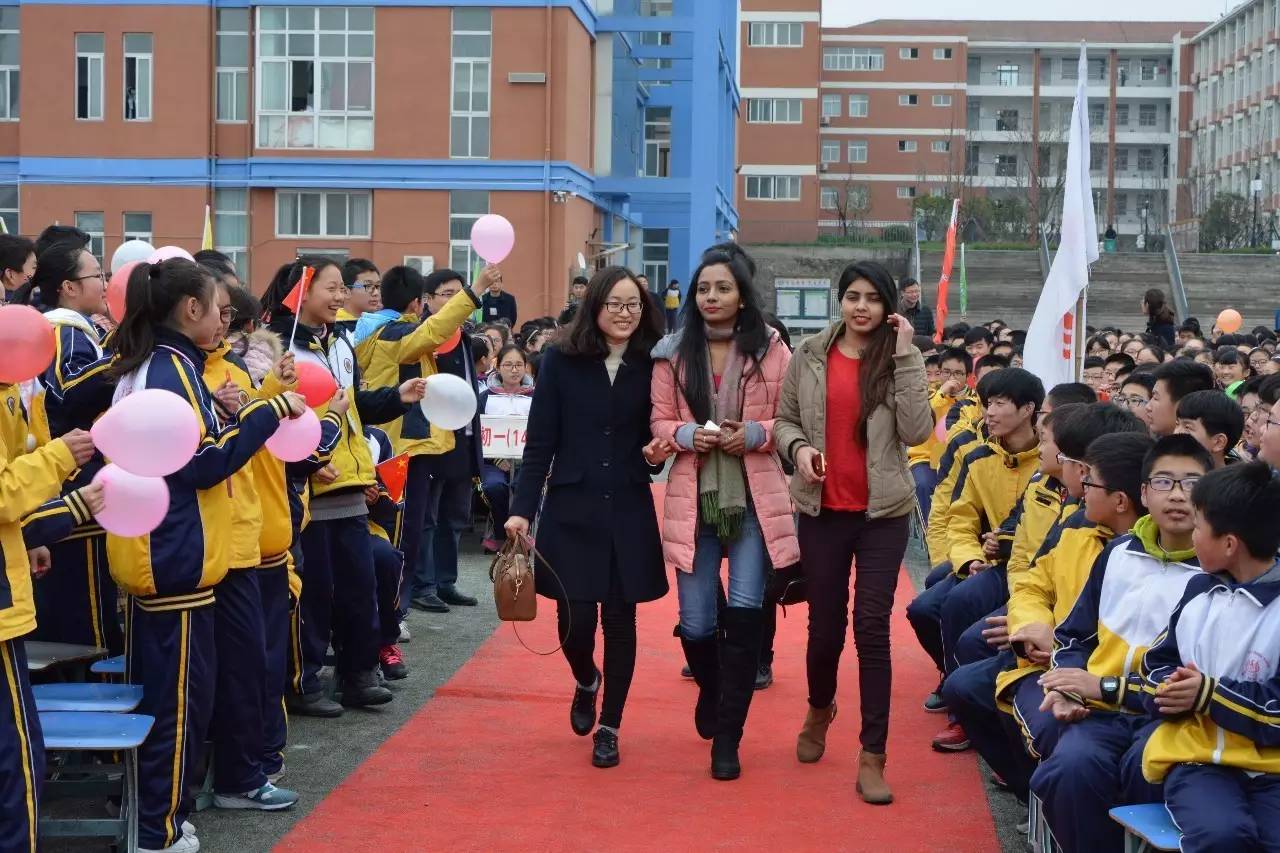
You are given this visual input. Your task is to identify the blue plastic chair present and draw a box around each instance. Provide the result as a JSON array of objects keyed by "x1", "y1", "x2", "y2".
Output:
[
  {"x1": 1110, "y1": 804, "x2": 1182, "y2": 852},
  {"x1": 39, "y1": 711, "x2": 154, "y2": 852},
  {"x1": 33, "y1": 683, "x2": 143, "y2": 713},
  {"x1": 90, "y1": 654, "x2": 125, "y2": 677}
]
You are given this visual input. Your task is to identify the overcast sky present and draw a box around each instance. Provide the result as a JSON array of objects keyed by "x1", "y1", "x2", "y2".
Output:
[{"x1": 822, "y1": 0, "x2": 1236, "y2": 27}]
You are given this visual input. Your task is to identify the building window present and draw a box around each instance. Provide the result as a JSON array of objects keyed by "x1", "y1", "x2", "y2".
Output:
[
  {"x1": 848, "y1": 140, "x2": 867, "y2": 162},
  {"x1": 745, "y1": 176, "x2": 801, "y2": 201},
  {"x1": 995, "y1": 154, "x2": 1018, "y2": 177},
  {"x1": 849, "y1": 94, "x2": 869, "y2": 117},
  {"x1": 932, "y1": 94, "x2": 952, "y2": 107},
  {"x1": 644, "y1": 106, "x2": 672, "y2": 177},
  {"x1": 932, "y1": 140, "x2": 950, "y2": 153},
  {"x1": 899, "y1": 47, "x2": 918, "y2": 60},
  {"x1": 0, "y1": 185, "x2": 16, "y2": 235},
  {"x1": 123, "y1": 212, "x2": 152, "y2": 244},
  {"x1": 75, "y1": 212, "x2": 104, "y2": 259},
  {"x1": 823, "y1": 47, "x2": 883, "y2": 72},
  {"x1": 747, "y1": 98, "x2": 801, "y2": 124},
  {"x1": 899, "y1": 94, "x2": 918, "y2": 106},
  {"x1": 821, "y1": 140, "x2": 840, "y2": 163},
  {"x1": 898, "y1": 139, "x2": 917, "y2": 153},
  {"x1": 997, "y1": 109, "x2": 1020, "y2": 131},
  {"x1": 1115, "y1": 148, "x2": 1129, "y2": 171},
  {"x1": 216, "y1": 9, "x2": 249, "y2": 122},
  {"x1": 450, "y1": 8, "x2": 490, "y2": 159},
  {"x1": 748, "y1": 22, "x2": 802, "y2": 47},
  {"x1": 896, "y1": 186, "x2": 916, "y2": 199},
  {"x1": 1116, "y1": 194, "x2": 1128, "y2": 216},
  {"x1": 638, "y1": 0, "x2": 672, "y2": 14},
  {"x1": 1139, "y1": 103, "x2": 1157, "y2": 127},
  {"x1": 820, "y1": 187, "x2": 838, "y2": 210},
  {"x1": 214, "y1": 188, "x2": 249, "y2": 281},
  {"x1": 641, "y1": 228, "x2": 669, "y2": 290},
  {"x1": 933, "y1": 47, "x2": 952, "y2": 60},
  {"x1": 821, "y1": 94, "x2": 841, "y2": 118},
  {"x1": 122, "y1": 33, "x2": 153, "y2": 121},
  {"x1": 1088, "y1": 102, "x2": 1105, "y2": 127},
  {"x1": 1137, "y1": 148, "x2": 1154, "y2": 171},
  {"x1": 1115, "y1": 103, "x2": 1129, "y2": 126},
  {"x1": 257, "y1": 6, "x2": 375, "y2": 150},
  {"x1": 1140, "y1": 58, "x2": 1162, "y2": 82},
  {"x1": 75, "y1": 33, "x2": 104, "y2": 121},
  {"x1": 449, "y1": 190, "x2": 488, "y2": 283},
  {"x1": 0, "y1": 10, "x2": 18, "y2": 121},
  {"x1": 996, "y1": 63, "x2": 1020, "y2": 86},
  {"x1": 275, "y1": 190, "x2": 371, "y2": 238}
]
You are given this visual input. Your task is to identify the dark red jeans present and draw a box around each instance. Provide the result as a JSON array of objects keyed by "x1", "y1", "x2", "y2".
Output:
[{"x1": 799, "y1": 509, "x2": 910, "y2": 754}]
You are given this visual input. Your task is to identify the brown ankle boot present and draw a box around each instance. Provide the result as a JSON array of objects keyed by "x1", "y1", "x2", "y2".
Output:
[
  {"x1": 795, "y1": 703, "x2": 837, "y2": 763},
  {"x1": 856, "y1": 750, "x2": 893, "y2": 805}
]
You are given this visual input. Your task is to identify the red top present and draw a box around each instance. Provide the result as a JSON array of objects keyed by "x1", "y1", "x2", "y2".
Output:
[
  {"x1": 823, "y1": 346, "x2": 869, "y2": 512},
  {"x1": 713, "y1": 373, "x2": 722, "y2": 392}
]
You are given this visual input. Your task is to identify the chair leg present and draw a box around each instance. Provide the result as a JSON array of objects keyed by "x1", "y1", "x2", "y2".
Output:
[{"x1": 125, "y1": 747, "x2": 138, "y2": 853}]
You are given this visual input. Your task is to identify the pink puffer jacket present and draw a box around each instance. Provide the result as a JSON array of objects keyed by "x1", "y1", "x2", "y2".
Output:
[{"x1": 651, "y1": 330, "x2": 800, "y2": 572}]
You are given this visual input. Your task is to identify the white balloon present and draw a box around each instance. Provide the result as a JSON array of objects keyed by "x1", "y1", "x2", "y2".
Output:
[
  {"x1": 421, "y1": 373, "x2": 478, "y2": 431},
  {"x1": 110, "y1": 239, "x2": 156, "y2": 274}
]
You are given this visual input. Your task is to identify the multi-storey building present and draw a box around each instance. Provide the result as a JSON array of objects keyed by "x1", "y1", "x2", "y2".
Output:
[
  {"x1": 6, "y1": 0, "x2": 738, "y2": 315},
  {"x1": 738, "y1": 17, "x2": 1206, "y2": 246}
]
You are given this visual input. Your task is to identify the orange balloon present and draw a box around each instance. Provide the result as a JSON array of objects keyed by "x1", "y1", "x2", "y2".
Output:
[
  {"x1": 107, "y1": 261, "x2": 138, "y2": 322},
  {"x1": 0, "y1": 305, "x2": 56, "y2": 383},
  {"x1": 436, "y1": 327, "x2": 462, "y2": 355},
  {"x1": 1217, "y1": 308, "x2": 1243, "y2": 334}
]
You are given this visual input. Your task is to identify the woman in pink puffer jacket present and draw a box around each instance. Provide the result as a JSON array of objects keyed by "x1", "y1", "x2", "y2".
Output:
[{"x1": 650, "y1": 246, "x2": 797, "y2": 783}]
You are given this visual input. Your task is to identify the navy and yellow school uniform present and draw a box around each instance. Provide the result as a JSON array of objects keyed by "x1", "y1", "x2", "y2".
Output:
[
  {"x1": 364, "y1": 427, "x2": 406, "y2": 649},
  {"x1": 109, "y1": 327, "x2": 289, "y2": 851},
  {"x1": 0, "y1": 428, "x2": 80, "y2": 853},
  {"x1": 923, "y1": 421, "x2": 987, "y2": 568},
  {"x1": 1029, "y1": 518, "x2": 1200, "y2": 852}
]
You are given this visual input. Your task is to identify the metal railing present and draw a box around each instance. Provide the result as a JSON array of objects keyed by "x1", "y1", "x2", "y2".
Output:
[{"x1": 1162, "y1": 227, "x2": 1190, "y2": 322}]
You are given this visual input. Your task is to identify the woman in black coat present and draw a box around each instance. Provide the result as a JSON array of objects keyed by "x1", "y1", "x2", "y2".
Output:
[{"x1": 506, "y1": 266, "x2": 672, "y2": 768}]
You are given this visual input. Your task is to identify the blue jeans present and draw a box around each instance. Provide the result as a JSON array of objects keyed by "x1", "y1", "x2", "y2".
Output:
[{"x1": 677, "y1": 506, "x2": 768, "y2": 641}]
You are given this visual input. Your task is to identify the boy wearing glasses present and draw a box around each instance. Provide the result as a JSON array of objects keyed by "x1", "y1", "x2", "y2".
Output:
[
  {"x1": 1173, "y1": 389, "x2": 1245, "y2": 469},
  {"x1": 1031, "y1": 434, "x2": 1210, "y2": 852}
]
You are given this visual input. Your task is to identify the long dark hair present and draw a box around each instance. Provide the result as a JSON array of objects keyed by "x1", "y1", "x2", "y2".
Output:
[
  {"x1": 262, "y1": 256, "x2": 342, "y2": 321},
  {"x1": 109, "y1": 259, "x2": 217, "y2": 378},
  {"x1": 674, "y1": 249, "x2": 769, "y2": 423},
  {"x1": 1144, "y1": 288, "x2": 1175, "y2": 325},
  {"x1": 13, "y1": 243, "x2": 89, "y2": 309},
  {"x1": 556, "y1": 266, "x2": 663, "y2": 359},
  {"x1": 837, "y1": 260, "x2": 898, "y2": 442}
]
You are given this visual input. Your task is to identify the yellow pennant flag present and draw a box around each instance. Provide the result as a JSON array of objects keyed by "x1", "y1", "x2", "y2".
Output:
[{"x1": 201, "y1": 203, "x2": 214, "y2": 251}]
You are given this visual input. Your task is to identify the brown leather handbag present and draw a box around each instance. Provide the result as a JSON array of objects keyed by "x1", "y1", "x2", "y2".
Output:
[{"x1": 489, "y1": 537, "x2": 537, "y2": 622}]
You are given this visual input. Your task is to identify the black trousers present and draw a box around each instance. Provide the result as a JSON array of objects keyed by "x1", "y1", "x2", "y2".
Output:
[
  {"x1": 298, "y1": 515, "x2": 380, "y2": 692},
  {"x1": 555, "y1": 574, "x2": 637, "y2": 730},
  {"x1": 0, "y1": 638, "x2": 42, "y2": 853},
  {"x1": 33, "y1": 533, "x2": 123, "y2": 654}
]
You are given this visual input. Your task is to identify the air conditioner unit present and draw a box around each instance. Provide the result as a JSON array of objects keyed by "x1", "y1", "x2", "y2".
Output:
[
  {"x1": 820, "y1": 116, "x2": 831, "y2": 126},
  {"x1": 819, "y1": 162, "x2": 830, "y2": 172}
]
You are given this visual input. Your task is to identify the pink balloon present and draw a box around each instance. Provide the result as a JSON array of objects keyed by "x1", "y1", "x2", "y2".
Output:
[
  {"x1": 93, "y1": 464, "x2": 169, "y2": 537},
  {"x1": 470, "y1": 214, "x2": 515, "y2": 264},
  {"x1": 107, "y1": 261, "x2": 138, "y2": 322},
  {"x1": 265, "y1": 408, "x2": 321, "y2": 462},
  {"x1": 92, "y1": 389, "x2": 201, "y2": 477},
  {"x1": 147, "y1": 246, "x2": 195, "y2": 264},
  {"x1": 0, "y1": 305, "x2": 56, "y2": 383}
]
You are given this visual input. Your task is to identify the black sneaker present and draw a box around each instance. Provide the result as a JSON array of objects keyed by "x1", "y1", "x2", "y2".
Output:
[
  {"x1": 411, "y1": 594, "x2": 450, "y2": 613},
  {"x1": 340, "y1": 670, "x2": 394, "y2": 707},
  {"x1": 681, "y1": 665, "x2": 693, "y2": 679},
  {"x1": 592, "y1": 728, "x2": 619, "y2": 768},
  {"x1": 286, "y1": 690, "x2": 344, "y2": 718},
  {"x1": 438, "y1": 586, "x2": 478, "y2": 607},
  {"x1": 923, "y1": 691, "x2": 947, "y2": 713},
  {"x1": 570, "y1": 668, "x2": 600, "y2": 736},
  {"x1": 754, "y1": 663, "x2": 774, "y2": 691}
]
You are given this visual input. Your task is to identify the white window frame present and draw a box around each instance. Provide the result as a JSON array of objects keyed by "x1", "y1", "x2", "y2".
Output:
[
  {"x1": 275, "y1": 190, "x2": 372, "y2": 238},
  {"x1": 849, "y1": 94, "x2": 868, "y2": 117},
  {"x1": 644, "y1": 106, "x2": 672, "y2": 177},
  {"x1": 821, "y1": 140, "x2": 841, "y2": 164},
  {"x1": 449, "y1": 190, "x2": 488, "y2": 283},
  {"x1": 75, "y1": 33, "x2": 104, "y2": 121},
  {"x1": 898, "y1": 139, "x2": 917, "y2": 153},
  {"x1": 820, "y1": 187, "x2": 838, "y2": 209},
  {"x1": 821, "y1": 94, "x2": 841, "y2": 118},
  {"x1": 214, "y1": 188, "x2": 250, "y2": 282},
  {"x1": 747, "y1": 98, "x2": 801, "y2": 124},
  {"x1": 899, "y1": 47, "x2": 919, "y2": 60},
  {"x1": 0, "y1": 10, "x2": 18, "y2": 121},
  {"x1": 122, "y1": 212, "x2": 152, "y2": 244},
  {"x1": 403, "y1": 255, "x2": 435, "y2": 275},
  {"x1": 932, "y1": 94, "x2": 952, "y2": 107},
  {"x1": 75, "y1": 211, "x2": 104, "y2": 259},
  {"x1": 745, "y1": 176, "x2": 801, "y2": 201},
  {"x1": 256, "y1": 7, "x2": 376, "y2": 151},
  {"x1": 848, "y1": 140, "x2": 867, "y2": 163},
  {"x1": 216, "y1": 9, "x2": 249, "y2": 123},
  {"x1": 748, "y1": 21, "x2": 802, "y2": 48},
  {"x1": 899, "y1": 94, "x2": 918, "y2": 106},
  {"x1": 823, "y1": 47, "x2": 883, "y2": 72},
  {"x1": 1139, "y1": 103, "x2": 1158, "y2": 127},
  {"x1": 896, "y1": 186, "x2": 916, "y2": 199},
  {"x1": 450, "y1": 8, "x2": 490, "y2": 159},
  {"x1": 641, "y1": 228, "x2": 669, "y2": 290},
  {"x1": 932, "y1": 140, "x2": 950, "y2": 153},
  {"x1": 123, "y1": 33, "x2": 152, "y2": 122},
  {"x1": 933, "y1": 47, "x2": 952, "y2": 60},
  {"x1": 0, "y1": 185, "x2": 17, "y2": 236}
]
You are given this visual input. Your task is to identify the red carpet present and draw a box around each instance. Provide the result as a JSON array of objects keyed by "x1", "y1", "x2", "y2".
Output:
[{"x1": 280, "y1": 488, "x2": 999, "y2": 851}]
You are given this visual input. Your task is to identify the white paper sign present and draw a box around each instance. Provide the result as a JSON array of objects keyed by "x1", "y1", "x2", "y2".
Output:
[{"x1": 481, "y1": 414, "x2": 528, "y2": 459}]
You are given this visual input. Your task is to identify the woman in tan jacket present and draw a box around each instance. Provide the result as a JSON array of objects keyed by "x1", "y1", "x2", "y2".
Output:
[{"x1": 773, "y1": 260, "x2": 932, "y2": 804}]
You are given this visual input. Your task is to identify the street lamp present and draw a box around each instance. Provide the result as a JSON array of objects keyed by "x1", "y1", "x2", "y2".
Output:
[
  {"x1": 1252, "y1": 172, "x2": 1263, "y2": 248},
  {"x1": 1140, "y1": 201, "x2": 1150, "y2": 252}
]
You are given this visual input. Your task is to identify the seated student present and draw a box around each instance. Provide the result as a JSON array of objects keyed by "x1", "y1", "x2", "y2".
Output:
[
  {"x1": 995, "y1": 406, "x2": 1150, "y2": 794},
  {"x1": 1134, "y1": 463, "x2": 1280, "y2": 853},
  {"x1": 1173, "y1": 389, "x2": 1245, "y2": 468},
  {"x1": 923, "y1": 353, "x2": 942, "y2": 388},
  {"x1": 910, "y1": 347, "x2": 973, "y2": 521},
  {"x1": 964, "y1": 326, "x2": 994, "y2": 362},
  {"x1": 1081, "y1": 356, "x2": 1106, "y2": 396},
  {"x1": 1030, "y1": 435, "x2": 1211, "y2": 852},
  {"x1": 479, "y1": 345, "x2": 533, "y2": 552},
  {"x1": 1147, "y1": 359, "x2": 1215, "y2": 437}
]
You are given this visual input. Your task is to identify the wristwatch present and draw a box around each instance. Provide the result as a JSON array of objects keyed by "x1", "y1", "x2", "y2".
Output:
[{"x1": 1099, "y1": 675, "x2": 1121, "y2": 704}]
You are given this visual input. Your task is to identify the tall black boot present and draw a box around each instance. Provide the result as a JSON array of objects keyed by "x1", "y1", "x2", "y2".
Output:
[
  {"x1": 679, "y1": 633, "x2": 719, "y2": 740},
  {"x1": 712, "y1": 607, "x2": 764, "y2": 780}
]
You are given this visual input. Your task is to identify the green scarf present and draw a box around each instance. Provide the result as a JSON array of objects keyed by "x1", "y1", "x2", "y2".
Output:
[{"x1": 698, "y1": 332, "x2": 748, "y2": 542}]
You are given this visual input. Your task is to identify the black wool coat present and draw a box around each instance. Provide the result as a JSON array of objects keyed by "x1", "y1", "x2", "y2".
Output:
[{"x1": 510, "y1": 346, "x2": 668, "y2": 604}]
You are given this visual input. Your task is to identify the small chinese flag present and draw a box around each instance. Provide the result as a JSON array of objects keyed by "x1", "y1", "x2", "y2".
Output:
[
  {"x1": 376, "y1": 452, "x2": 410, "y2": 504},
  {"x1": 282, "y1": 265, "x2": 315, "y2": 315}
]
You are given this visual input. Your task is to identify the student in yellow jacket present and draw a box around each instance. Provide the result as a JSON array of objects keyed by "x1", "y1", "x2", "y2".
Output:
[
  {"x1": 0, "y1": 424, "x2": 95, "y2": 853},
  {"x1": 909, "y1": 347, "x2": 973, "y2": 522},
  {"x1": 263, "y1": 258, "x2": 426, "y2": 715},
  {"x1": 107, "y1": 260, "x2": 305, "y2": 852}
]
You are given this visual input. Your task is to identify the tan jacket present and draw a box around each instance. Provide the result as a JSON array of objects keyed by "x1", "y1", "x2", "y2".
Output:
[{"x1": 773, "y1": 322, "x2": 932, "y2": 518}]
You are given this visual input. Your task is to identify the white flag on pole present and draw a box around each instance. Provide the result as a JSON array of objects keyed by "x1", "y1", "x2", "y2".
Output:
[{"x1": 1024, "y1": 43, "x2": 1099, "y2": 389}]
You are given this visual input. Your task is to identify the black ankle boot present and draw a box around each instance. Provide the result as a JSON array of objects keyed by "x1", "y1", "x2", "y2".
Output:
[
  {"x1": 679, "y1": 634, "x2": 719, "y2": 740},
  {"x1": 711, "y1": 607, "x2": 764, "y2": 780},
  {"x1": 592, "y1": 728, "x2": 619, "y2": 768},
  {"x1": 570, "y1": 666, "x2": 601, "y2": 736}
]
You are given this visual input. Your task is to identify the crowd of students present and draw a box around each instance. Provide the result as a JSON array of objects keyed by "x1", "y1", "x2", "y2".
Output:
[{"x1": 2, "y1": 218, "x2": 1278, "y2": 853}]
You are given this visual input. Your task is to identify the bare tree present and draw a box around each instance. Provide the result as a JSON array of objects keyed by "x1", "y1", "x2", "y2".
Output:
[{"x1": 827, "y1": 163, "x2": 872, "y2": 238}]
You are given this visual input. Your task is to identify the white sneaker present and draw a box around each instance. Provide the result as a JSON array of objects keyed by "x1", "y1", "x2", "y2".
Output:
[
  {"x1": 139, "y1": 834, "x2": 200, "y2": 853},
  {"x1": 267, "y1": 766, "x2": 285, "y2": 784},
  {"x1": 398, "y1": 620, "x2": 411, "y2": 643},
  {"x1": 182, "y1": 820, "x2": 196, "y2": 837}
]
